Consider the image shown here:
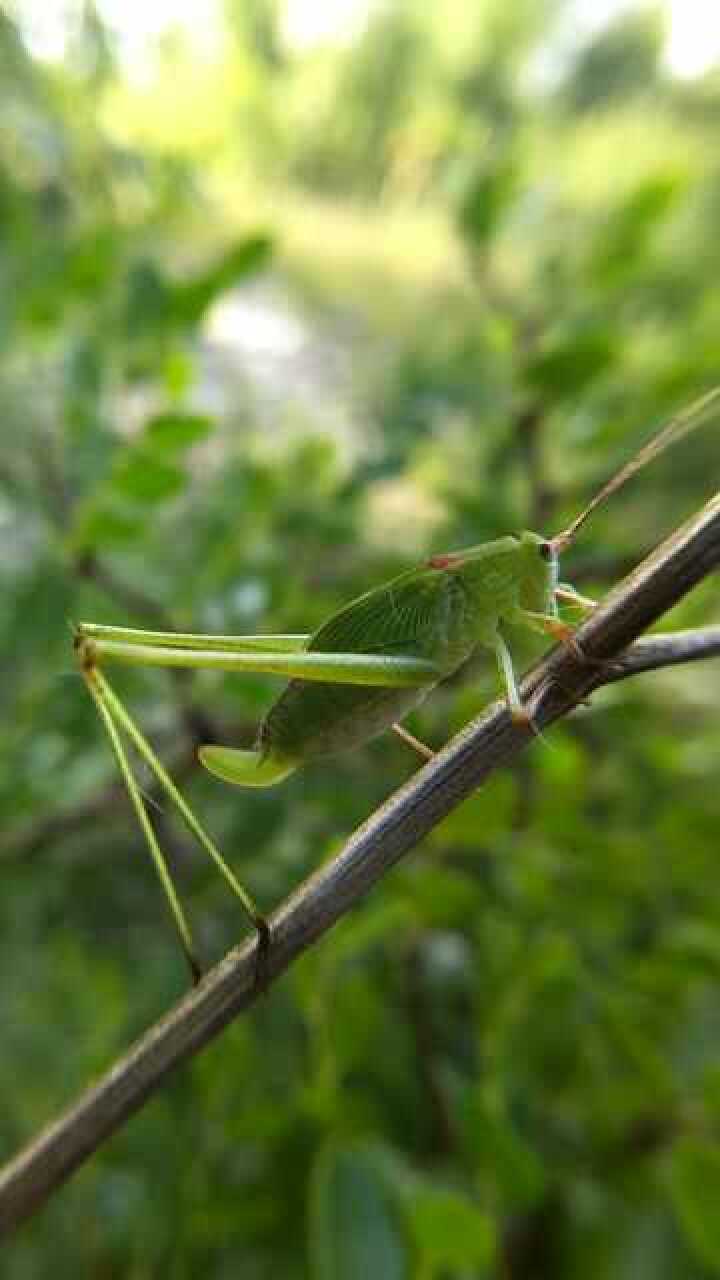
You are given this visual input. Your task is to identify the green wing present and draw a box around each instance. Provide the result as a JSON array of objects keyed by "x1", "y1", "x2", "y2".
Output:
[
  {"x1": 308, "y1": 566, "x2": 466, "y2": 661},
  {"x1": 257, "y1": 566, "x2": 474, "y2": 764}
]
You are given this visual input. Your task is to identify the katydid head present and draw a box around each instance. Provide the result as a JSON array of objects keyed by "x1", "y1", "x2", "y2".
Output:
[
  {"x1": 426, "y1": 386, "x2": 717, "y2": 613},
  {"x1": 517, "y1": 530, "x2": 559, "y2": 612}
]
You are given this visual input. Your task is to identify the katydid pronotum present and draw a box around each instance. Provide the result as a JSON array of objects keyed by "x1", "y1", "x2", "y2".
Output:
[{"x1": 74, "y1": 388, "x2": 719, "y2": 981}]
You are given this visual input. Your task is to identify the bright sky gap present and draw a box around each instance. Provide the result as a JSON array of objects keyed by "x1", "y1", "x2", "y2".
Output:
[{"x1": 16, "y1": 0, "x2": 720, "y2": 79}]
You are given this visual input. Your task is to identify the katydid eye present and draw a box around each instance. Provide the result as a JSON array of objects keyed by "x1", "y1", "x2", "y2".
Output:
[{"x1": 539, "y1": 541, "x2": 553, "y2": 561}]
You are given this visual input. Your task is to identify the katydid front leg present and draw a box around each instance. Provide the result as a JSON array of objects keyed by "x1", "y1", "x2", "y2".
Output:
[
  {"x1": 514, "y1": 608, "x2": 586, "y2": 660},
  {"x1": 391, "y1": 722, "x2": 435, "y2": 761},
  {"x1": 510, "y1": 603, "x2": 619, "y2": 713},
  {"x1": 554, "y1": 584, "x2": 597, "y2": 612}
]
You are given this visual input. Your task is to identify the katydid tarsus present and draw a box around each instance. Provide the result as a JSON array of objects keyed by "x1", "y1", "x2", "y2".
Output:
[{"x1": 74, "y1": 387, "x2": 719, "y2": 980}]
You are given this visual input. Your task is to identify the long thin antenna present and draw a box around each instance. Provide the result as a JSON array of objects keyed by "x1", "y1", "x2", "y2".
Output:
[{"x1": 552, "y1": 386, "x2": 720, "y2": 549}]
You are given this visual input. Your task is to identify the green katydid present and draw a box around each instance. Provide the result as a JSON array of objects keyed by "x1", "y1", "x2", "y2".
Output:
[{"x1": 74, "y1": 387, "x2": 719, "y2": 980}]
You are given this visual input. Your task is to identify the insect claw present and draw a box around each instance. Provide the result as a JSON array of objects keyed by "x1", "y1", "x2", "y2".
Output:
[
  {"x1": 546, "y1": 620, "x2": 586, "y2": 662},
  {"x1": 566, "y1": 638, "x2": 620, "y2": 677},
  {"x1": 538, "y1": 672, "x2": 592, "y2": 708},
  {"x1": 567, "y1": 637, "x2": 586, "y2": 662},
  {"x1": 510, "y1": 704, "x2": 530, "y2": 724},
  {"x1": 509, "y1": 703, "x2": 536, "y2": 730},
  {"x1": 547, "y1": 623, "x2": 608, "y2": 673},
  {"x1": 253, "y1": 917, "x2": 272, "y2": 992},
  {"x1": 510, "y1": 701, "x2": 554, "y2": 748}
]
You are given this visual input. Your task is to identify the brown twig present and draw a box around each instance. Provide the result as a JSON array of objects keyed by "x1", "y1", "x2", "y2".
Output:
[
  {"x1": 602, "y1": 625, "x2": 720, "y2": 681},
  {"x1": 0, "y1": 493, "x2": 718, "y2": 1236}
]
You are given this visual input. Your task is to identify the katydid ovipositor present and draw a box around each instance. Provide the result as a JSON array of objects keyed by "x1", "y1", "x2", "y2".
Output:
[{"x1": 75, "y1": 387, "x2": 719, "y2": 979}]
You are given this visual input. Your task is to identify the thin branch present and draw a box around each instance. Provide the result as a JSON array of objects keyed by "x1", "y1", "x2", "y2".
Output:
[
  {"x1": 603, "y1": 625, "x2": 720, "y2": 681},
  {"x1": 0, "y1": 493, "x2": 718, "y2": 1237}
]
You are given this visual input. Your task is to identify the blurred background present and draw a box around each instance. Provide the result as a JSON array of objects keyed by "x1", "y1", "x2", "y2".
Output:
[{"x1": 1, "y1": 0, "x2": 719, "y2": 1273}]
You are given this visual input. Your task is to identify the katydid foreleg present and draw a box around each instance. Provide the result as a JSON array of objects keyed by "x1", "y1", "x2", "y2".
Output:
[
  {"x1": 554, "y1": 585, "x2": 597, "y2": 611},
  {"x1": 82, "y1": 664, "x2": 202, "y2": 981},
  {"x1": 391, "y1": 722, "x2": 435, "y2": 760}
]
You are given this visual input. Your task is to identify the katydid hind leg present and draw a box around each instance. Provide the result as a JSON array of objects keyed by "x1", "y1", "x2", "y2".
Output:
[
  {"x1": 81, "y1": 634, "x2": 440, "y2": 688},
  {"x1": 93, "y1": 671, "x2": 268, "y2": 937},
  {"x1": 82, "y1": 667, "x2": 202, "y2": 982},
  {"x1": 77, "y1": 623, "x2": 311, "y2": 653}
]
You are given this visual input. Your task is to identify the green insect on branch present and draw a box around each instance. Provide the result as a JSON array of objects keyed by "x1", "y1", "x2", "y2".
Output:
[
  {"x1": 0, "y1": 490, "x2": 718, "y2": 1238},
  {"x1": 71, "y1": 389, "x2": 720, "y2": 983}
]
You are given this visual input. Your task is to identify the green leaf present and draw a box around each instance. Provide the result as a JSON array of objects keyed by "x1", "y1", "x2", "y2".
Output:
[
  {"x1": 664, "y1": 1138, "x2": 720, "y2": 1272},
  {"x1": 309, "y1": 1145, "x2": 409, "y2": 1280},
  {"x1": 124, "y1": 258, "x2": 171, "y2": 337},
  {"x1": 526, "y1": 326, "x2": 616, "y2": 397},
  {"x1": 589, "y1": 175, "x2": 682, "y2": 285},
  {"x1": 322, "y1": 899, "x2": 414, "y2": 967},
  {"x1": 457, "y1": 158, "x2": 518, "y2": 247},
  {"x1": 71, "y1": 505, "x2": 144, "y2": 548},
  {"x1": 461, "y1": 1086, "x2": 546, "y2": 1210},
  {"x1": 407, "y1": 1187, "x2": 495, "y2": 1275},
  {"x1": 111, "y1": 452, "x2": 185, "y2": 503},
  {"x1": 402, "y1": 866, "x2": 479, "y2": 927},
  {"x1": 213, "y1": 233, "x2": 273, "y2": 284},
  {"x1": 172, "y1": 234, "x2": 273, "y2": 326},
  {"x1": 144, "y1": 412, "x2": 214, "y2": 451}
]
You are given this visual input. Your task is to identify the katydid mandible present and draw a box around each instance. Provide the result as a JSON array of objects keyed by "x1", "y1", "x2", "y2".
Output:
[{"x1": 74, "y1": 387, "x2": 719, "y2": 979}]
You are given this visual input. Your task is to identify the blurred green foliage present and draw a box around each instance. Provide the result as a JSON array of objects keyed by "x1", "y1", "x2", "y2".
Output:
[{"x1": 1, "y1": 2, "x2": 719, "y2": 1275}]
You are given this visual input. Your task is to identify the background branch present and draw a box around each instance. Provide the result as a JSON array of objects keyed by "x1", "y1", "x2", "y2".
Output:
[
  {"x1": 1, "y1": 493, "x2": 718, "y2": 1237},
  {"x1": 604, "y1": 625, "x2": 720, "y2": 680}
]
